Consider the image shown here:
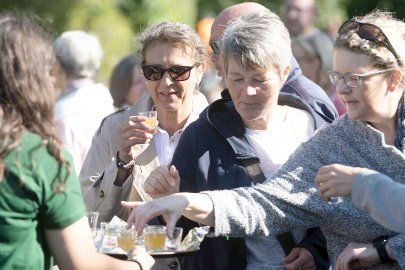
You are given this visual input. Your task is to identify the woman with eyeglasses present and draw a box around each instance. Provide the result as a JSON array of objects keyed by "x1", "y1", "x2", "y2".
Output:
[
  {"x1": 123, "y1": 10, "x2": 405, "y2": 270},
  {"x1": 79, "y1": 21, "x2": 208, "y2": 270},
  {"x1": 0, "y1": 12, "x2": 154, "y2": 270}
]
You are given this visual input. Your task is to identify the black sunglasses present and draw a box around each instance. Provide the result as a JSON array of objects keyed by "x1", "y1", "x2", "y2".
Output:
[
  {"x1": 209, "y1": 40, "x2": 221, "y2": 55},
  {"x1": 142, "y1": 64, "x2": 198, "y2": 81},
  {"x1": 338, "y1": 20, "x2": 401, "y2": 66}
]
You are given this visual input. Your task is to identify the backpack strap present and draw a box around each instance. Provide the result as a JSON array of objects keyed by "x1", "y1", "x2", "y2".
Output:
[
  {"x1": 276, "y1": 231, "x2": 296, "y2": 255},
  {"x1": 240, "y1": 158, "x2": 266, "y2": 184},
  {"x1": 241, "y1": 157, "x2": 296, "y2": 255}
]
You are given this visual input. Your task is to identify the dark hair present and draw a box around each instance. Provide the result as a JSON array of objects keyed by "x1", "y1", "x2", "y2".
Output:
[
  {"x1": 109, "y1": 55, "x2": 137, "y2": 108},
  {"x1": 0, "y1": 12, "x2": 70, "y2": 187}
]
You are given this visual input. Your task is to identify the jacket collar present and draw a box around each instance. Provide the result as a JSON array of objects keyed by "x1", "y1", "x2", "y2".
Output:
[{"x1": 202, "y1": 92, "x2": 321, "y2": 159}]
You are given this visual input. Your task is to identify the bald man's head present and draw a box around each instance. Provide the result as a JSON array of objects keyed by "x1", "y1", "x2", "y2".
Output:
[
  {"x1": 210, "y1": 2, "x2": 267, "y2": 41},
  {"x1": 210, "y1": 2, "x2": 268, "y2": 86}
]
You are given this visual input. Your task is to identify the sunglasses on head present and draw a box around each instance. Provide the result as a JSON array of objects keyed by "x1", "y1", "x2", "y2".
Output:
[
  {"x1": 338, "y1": 20, "x2": 401, "y2": 67},
  {"x1": 142, "y1": 64, "x2": 198, "y2": 81},
  {"x1": 209, "y1": 40, "x2": 221, "y2": 55}
]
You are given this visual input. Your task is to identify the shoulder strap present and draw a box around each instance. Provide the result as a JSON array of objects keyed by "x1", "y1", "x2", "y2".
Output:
[
  {"x1": 276, "y1": 231, "x2": 296, "y2": 255},
  {"x1": 240, "y1": 158, "x2": 266, "y2": 184},
  {"x1": 241, "y1": 157, "x2": 296, "y2": 255}
]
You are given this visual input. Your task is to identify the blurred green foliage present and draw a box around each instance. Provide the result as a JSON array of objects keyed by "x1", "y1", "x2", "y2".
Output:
[
  {"x1": 342, "y1": 0, "x2": 405, "y2": 19},
  {"x1": 0, "y1": 0, "x2": 403, "y2": 84}
]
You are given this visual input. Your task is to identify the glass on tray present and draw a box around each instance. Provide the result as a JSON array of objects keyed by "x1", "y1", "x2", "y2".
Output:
[
  {"x1": 116, "y1": 226, "x2": 138, "y2": 258},
  {"x1": 143, "y1": 225, "x2": 166, "y2": 252},
  {"x1": 100, "y1": 222, "x2": 118, "y2": 250},
  {"x1": 166, "y1": 227, "x2": 183, "y2": 251},
  {"x1": 92, "y1": 228, "x2": 104, "y2": 252},
  {"x1": 86, "y1": 211, "x2": 99, "y2": 230}
]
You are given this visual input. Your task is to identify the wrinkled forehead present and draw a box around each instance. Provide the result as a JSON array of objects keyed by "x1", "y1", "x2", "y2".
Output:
[{"x1": 143, "y1": 41, "x2": 193, "y2": 60}]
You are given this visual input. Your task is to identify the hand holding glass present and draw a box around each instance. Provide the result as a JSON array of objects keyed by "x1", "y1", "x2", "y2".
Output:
[{"x1": 166, "y1": 227, "x2": 183, "y2": 251}]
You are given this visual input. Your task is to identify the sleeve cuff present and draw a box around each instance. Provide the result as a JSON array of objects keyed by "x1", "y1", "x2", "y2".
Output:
[{"x1": 351, "y1": 168, "x2": 378, "y2": 209}]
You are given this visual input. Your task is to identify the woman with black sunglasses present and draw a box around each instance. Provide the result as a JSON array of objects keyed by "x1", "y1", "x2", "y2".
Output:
[
  {"x1": 124, "y1": 10, "x2": 405, "y2": 270},
  {"x1": 80, "y1": 21, "x2": 208, "y2": 270}
]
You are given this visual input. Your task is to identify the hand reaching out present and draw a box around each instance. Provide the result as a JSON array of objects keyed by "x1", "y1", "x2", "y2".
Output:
[
  {"x1": 315, "y1": 164, "x2": 362, "y2": 202},
  {"x1": 144, "y1": 165, "x2": 180, "y2": 199},
  {"x1": 121, "y1": 194, "x2": 188, "y2": 237}
]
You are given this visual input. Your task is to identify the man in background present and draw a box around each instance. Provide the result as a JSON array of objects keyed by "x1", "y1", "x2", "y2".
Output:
[{"x1": 283, "y1": 0, "x2": 328, "y2": 39}]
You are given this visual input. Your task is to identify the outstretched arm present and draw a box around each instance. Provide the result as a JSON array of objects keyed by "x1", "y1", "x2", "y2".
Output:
[
  {"x1": 122, "y1": 192, "x2": 215, "y2": 237},
  {"x1": 352, "y1": 170, "x2": 405, "y2": 234},
  {"x1": 316, "y1": 164, "x2": 405, "y2": 234}
]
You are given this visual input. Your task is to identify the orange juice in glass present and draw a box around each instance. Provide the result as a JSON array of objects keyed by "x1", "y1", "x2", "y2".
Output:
[
  {"x1": 117, "y1": 227, "x2": 137, "y2": 256},
  {"x1": 138, "y1": 111, "x2": 157, "y2": 133},
  {"x1": 143, "y1": 225, "x2": 166, "y2": 251}
]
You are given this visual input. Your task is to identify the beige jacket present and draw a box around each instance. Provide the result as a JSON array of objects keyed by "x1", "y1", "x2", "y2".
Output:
[{"x1": 80, "y1": 91, "x2": 208, "y2": 223}]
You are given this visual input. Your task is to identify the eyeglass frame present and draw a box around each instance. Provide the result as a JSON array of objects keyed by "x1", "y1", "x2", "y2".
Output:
[
  {"x1": 328, "y1": 68, "x2": 396, "y2": 88},
  {"x1": 338, "y1": 20, "x2": 402, "y2": 67},
  {"x1": 209, "y1": 40, "x2": 221, "y2": 55},
  {"x1": 141, "y1": 64, "x2": 199, "y2": 81}
]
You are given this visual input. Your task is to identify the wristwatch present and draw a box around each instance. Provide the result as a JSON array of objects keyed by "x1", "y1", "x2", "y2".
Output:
[
  {"x1": 116, "y1": 151, "x2": 135, "y2": 171},
  {"x1": 373, "y1": 236, "x2": 392, "y2": 263}
]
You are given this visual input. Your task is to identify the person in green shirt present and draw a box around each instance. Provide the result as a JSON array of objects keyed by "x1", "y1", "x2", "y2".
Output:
[{"x1": 0, "y1": 12, "x2": 154, "y2": 270}]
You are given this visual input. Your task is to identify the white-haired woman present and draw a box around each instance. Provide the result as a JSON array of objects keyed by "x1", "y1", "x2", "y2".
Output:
[{"x1": 54, "y1": 30, "x2": 114, "y2": 175}]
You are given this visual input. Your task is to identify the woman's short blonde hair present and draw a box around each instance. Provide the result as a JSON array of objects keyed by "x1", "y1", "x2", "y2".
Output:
[
  {"x1": 137, "y1": 21, "x2": 208, "y2": 67},
  {"x1": 221, "y1": 9, "x2": 292, "y2": 77}
]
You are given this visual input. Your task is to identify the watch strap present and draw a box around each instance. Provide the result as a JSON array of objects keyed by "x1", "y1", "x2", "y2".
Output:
[
  {"x1": 373, "y1": 236, "x2": 391, "y2": 263},
  {"x1": 116, "y1": 151, "x2": 135, "y2": 171}
]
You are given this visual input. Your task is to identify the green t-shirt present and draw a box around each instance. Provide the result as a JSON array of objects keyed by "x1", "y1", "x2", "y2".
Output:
[{"x1": 0, "y1": 131, "x2": 86, "y2": 269}]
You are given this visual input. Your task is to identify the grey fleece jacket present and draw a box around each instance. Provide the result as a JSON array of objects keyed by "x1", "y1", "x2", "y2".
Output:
[
  {"x1": 353, "y1": 169, "x2": 405, "y2": 234},
  {"x1": 204, "y1": 115, "x2": 405, "y2": 269}
]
